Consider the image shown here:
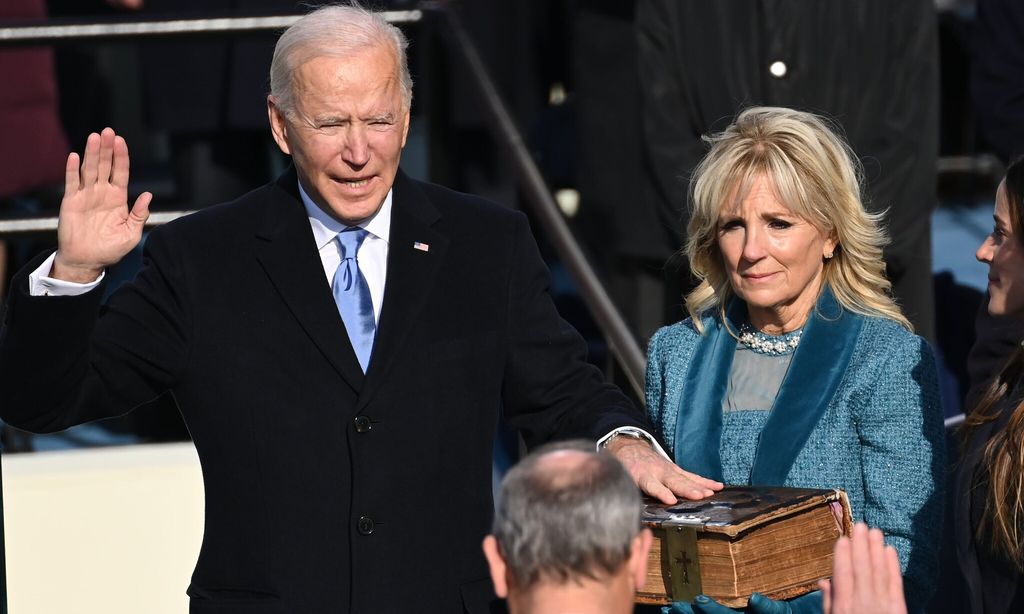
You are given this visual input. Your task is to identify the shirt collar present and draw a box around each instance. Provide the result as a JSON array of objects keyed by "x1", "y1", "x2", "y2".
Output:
[{"x1": 298, "y1": 179, "x2": 393, "y2": 250}]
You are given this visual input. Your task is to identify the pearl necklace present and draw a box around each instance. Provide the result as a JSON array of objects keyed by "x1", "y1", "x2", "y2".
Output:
[{"x1": 737, "y1": 324, "x2": 803, "y2": 356}]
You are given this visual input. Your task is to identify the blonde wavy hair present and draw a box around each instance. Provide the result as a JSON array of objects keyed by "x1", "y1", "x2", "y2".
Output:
[{"x1": 684, "y1": 106, "x2": 910, "y2": 333}]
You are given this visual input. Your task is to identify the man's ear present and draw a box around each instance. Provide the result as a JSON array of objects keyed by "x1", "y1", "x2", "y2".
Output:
[
  {"x1": 629, "y1": 529, "x2": 654, "y2": 589},
  {"x1": 482, "y1": 535, "x2": 509, "y2": 598},
  {"x1": 267, "y1": 96, "x2": 291, "y2": 156},
  {"x1": 400, "y1": 109, "x2": 411, "y2": 149}
]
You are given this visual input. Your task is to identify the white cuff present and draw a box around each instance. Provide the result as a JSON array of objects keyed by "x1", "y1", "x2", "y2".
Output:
[
  {"x1": 28, "y1": 252, "x2": 105, "y2": 297},
  {"x1": 597, "y1": 426, "x2": 671, "y2": 462}
]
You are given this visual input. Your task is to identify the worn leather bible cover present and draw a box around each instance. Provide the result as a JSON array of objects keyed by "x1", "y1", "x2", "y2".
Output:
[{"x1": 637, "y1": 485, "x2": 853, "y2": 607}]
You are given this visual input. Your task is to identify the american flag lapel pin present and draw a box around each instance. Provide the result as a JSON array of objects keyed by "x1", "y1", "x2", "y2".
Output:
[{"x1": 413, "y1": 241, "x2": 430, "y2": 253}]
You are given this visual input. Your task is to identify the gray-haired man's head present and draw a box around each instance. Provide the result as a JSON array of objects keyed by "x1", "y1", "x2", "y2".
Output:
[{"x1": 483, "y1": 440, "x2": 651, "y2": 608}]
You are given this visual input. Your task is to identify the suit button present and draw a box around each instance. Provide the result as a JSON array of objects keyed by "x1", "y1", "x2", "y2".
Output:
[
  {"x1": 357, "y1": 516, "x2": 374, "y2": 535},
  {"x1": 353, "y1": 415, "x2": 372, "y2": 433},
  {"x1": 769, "y1": 60, "x2": 787, "y2": 78}
]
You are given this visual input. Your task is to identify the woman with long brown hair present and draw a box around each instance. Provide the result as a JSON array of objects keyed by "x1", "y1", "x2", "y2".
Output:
[{"x1": 958, "y1": 155, "x2": 1024, "y2": 613}]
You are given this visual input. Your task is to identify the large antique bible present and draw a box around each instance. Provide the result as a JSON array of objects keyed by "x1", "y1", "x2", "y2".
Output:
[{"x1": 637, "y1": 486, "x2": 853, "y2": 607}]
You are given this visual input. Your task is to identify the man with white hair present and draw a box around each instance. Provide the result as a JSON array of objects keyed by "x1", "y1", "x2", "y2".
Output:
[
  {"x1": 483, "y1": 441, "x2": 653, "y2": 614},
  {"x1": 0, "y1": 3, "x2": 719, "y2": 613}
]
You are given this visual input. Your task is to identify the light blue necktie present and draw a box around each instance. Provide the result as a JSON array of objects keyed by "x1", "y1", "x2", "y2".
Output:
[{"x1": 333, "y1": 228, "x2": 375, "y2": 372}]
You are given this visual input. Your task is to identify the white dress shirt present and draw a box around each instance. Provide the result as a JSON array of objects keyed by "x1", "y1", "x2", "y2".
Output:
[{"x1": 298, "y1": 182, "x2": 389, "y2": 324}]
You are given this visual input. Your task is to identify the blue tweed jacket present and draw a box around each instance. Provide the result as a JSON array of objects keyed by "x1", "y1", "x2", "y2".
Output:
[{"x1": 645, "y1": 290, "x2": 944, "y2": 610}]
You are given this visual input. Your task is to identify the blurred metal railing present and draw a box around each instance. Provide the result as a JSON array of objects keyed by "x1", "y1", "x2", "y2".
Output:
[
  {"x1": 0, "y1": 11, "x2": 422, "y2": 45},
  {"x1": 439, "y1": 10, "x2": 648, "y2": 396},
  {"x1": 0, "y1": 6, "x2": 648, "y2": 397}
]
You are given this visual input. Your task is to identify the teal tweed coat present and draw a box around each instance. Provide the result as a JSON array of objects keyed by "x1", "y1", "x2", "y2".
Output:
[{"x1": 645, "y1": 290, "x2": 944, "y2": 610}]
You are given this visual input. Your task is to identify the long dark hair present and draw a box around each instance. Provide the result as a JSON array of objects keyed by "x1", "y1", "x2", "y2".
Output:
[{"x1": 964, "y1": 156, "x2": 1024, "y2": 569}]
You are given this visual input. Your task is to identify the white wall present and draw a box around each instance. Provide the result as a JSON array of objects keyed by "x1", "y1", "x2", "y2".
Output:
[{"x1": 3, "y1": 443, "x2": 204, "y2": 614}]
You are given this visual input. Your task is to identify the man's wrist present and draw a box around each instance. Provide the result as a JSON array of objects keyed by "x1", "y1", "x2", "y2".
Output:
[
  {"x1": 597, "y1": 427, "x2": 671, "y2": 461},
  {"x1": 29, "y1": 252, "x2": 105, "y2": 297},
  {"x1": 51, "y1": 256, "x2": 104, "y2": 284}
]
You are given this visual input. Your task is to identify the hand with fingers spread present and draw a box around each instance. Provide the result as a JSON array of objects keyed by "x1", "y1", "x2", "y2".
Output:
[
  {"x1": 604, "y1": 436, "x2": 723, "y2": 503},
  {"x1": 820, "y1": 523, "x2": 906, "y2": 614},
  {"x1": 53, "y1": 127, "x2": 152, "y2": 283}
]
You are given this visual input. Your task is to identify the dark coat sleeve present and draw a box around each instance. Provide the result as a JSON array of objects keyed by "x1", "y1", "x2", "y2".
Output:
[
  {"x1": 499, "y1": 212, "x2": 647, "y2": 446},
  {"x1": 0, "y1": 230, "x2": 189, "y2": 433},
  {"x1": 635, "y1": 0, "x2": 707, "y2": 252}
]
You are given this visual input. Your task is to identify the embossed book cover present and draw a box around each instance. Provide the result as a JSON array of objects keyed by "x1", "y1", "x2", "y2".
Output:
[{"x1": 637, "y1": 485, "x2": 852, "y2": 607}]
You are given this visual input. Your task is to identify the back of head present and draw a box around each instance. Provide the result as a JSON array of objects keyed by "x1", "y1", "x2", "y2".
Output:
[
  {"x1": 685, "y1": 106, "x2": 909, "y2": 331},
  {"x1": 492, "y1": 440, "x2": 642, "y2": 590},
  {"x1": 269, "y1": 2, "x2": 414, "y2": 118}
]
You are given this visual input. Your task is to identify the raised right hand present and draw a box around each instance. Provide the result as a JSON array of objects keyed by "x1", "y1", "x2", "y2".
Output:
[
  {"x1": 820, "y1": 523, "x2": 906, "y2": 614},
  {"x1": 53, "y1": 128, "x2": 152, "y2": 283}
]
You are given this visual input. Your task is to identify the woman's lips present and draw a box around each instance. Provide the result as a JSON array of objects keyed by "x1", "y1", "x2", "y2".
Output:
[{"x1": 742, "y1": 272, "x2": 778, "y2": 282}]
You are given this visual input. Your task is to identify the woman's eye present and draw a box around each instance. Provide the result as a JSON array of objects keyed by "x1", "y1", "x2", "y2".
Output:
[
  {"x1": 719, "y1": 220, "x2": 742, "y2": 231},
  {"x1": 768, "y1": 219, "x2": 792, "y2": 230}
]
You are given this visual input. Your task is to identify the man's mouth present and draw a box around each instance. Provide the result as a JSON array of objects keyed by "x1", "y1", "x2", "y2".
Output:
[{"x1": 341, "y1": 178, "x2": 371, "y2": 188}]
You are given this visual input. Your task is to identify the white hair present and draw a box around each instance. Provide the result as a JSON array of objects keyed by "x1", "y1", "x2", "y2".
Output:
[{"x1": 269, "y1": 3, "x2": 413, "y2": 117}]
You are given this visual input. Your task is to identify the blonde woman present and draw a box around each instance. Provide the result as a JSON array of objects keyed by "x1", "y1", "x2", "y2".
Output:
[
  {"x1": 647, "y1": 107, "x2": 944, "y2": 613},
  {"x1": 958, "y1": 156, "x2": 1024, "y2": 614}
]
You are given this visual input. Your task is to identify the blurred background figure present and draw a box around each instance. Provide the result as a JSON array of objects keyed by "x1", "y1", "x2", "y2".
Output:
[
  {"x1": 636, "y1": 0, "x2": 939, "y2": 343},
  {"x1": 0, "y1": 0, "x2": 69, "y2": 305},
  {"x1": 570, "y1": 0, "x2": 670, "y2": 345},
  {"x1": 135, "y1": 0, "x2": 301, "y2": 208}
]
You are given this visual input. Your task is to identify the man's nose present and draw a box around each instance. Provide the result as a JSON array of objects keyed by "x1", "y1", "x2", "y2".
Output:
[{"x1": 342, "y1": 126, "x2": 370, "y2": 166}]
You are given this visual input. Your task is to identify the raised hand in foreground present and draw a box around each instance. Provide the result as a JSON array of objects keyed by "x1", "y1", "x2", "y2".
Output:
[
  {"x1": 53, "y1": 127, "x2": 152, "y2": 283},
  {"x1": 821, "y1": 523, "x2": 906, "y2": 614}
]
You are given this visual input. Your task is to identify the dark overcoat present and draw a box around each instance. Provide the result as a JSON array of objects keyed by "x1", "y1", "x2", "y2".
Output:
[{"x1": 0, "y1": 168, "x2": 643, "y2": 613}]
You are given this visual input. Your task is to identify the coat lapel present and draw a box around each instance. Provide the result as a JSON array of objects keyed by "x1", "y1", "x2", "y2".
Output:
[
  {"x1": 254, "y1": 168, "x2": 365, "y2": 393},
  {"x1": 672, "y1": 302, "x2": 744, "y2": 482},
  {"x1": 355, "y1": 171, "x2": 448, "y2": 411},
  {"x1": 749, "y1": 287, "x2": 863, "y2": 485},
  {"x1": 673, "y1": 288, "x2": 863, "y2": 486}
]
